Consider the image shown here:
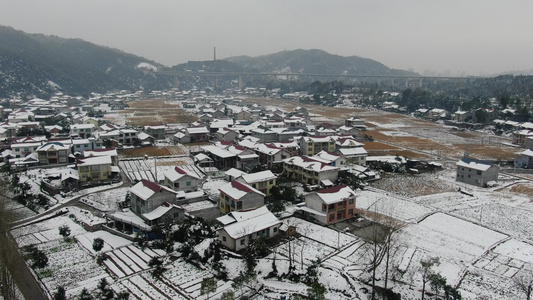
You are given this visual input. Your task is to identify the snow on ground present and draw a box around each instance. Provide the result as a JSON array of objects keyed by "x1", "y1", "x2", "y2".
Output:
[
  {"x1": 356, "y1": 189, "x2": 433, "y2": 223},
  {"x1": 201, "y1": 178, "x2": 228, "y2": 200},
  {"x1": 76, "y1": 230, "x2": 132, "y2": 254},
  {"x1": 79, "y1": 187, "x2": 129, "y2": 212}
]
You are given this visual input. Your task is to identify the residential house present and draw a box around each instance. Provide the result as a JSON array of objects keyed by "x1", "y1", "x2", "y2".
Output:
[
  {"x1": 84, "y1": 148, "x2": 119, "y2": 166},
  {"x1": 144, "y1": 125, "x2": 166, "y2": 139},
  {"x1": 299, "y1": 136, "x2": 336, "y2": 156},
  {"x1": 452, "y1": 110, "x2": 472, "y2": 123},
  {"x1": 217, "y1": 206, "x2": 281, "y2": 251},
  {"x1": 515, "y1": 149, "x2": 533, "y2": 169},
  {"x1": 163, "y1": 166, "x2": 202, "y2": 192},
  {"x1": 236, "y1": 150, "x2": 260, "y2": 171},
  {"x1": 187, "y1": 126, "x2": 210, "y2": 143},
  {"x1": 77, "y1": 155, "x2": 113, "y2": 183},
  {"x1": 315, "y1": 127, "x2": 337, "y2": 136},
  {"x1": 235, "y1": 170, "x2": 277, "y2": 197},
  {"x1": 216, "y1": 127, "x2": 239, "y2": 142},
  {"x1": 70, "y1": 124, "x2": 95, "y2": 139},
  {"x1": 36, "y1": 142, "x2": 71, "y2": 165},
  {"x1": 456, "y1": 157, "x2": 499, "y2": 187},
  {"x1": 337, "y1": 147, "x2": 368, "y2": 166},
  {"x1": 301, "y1": 185, "x2": 357, "y2": 225},
  {"x1": 130, "y1": 179, "x2": 177, "y2": 215},
  {"x1": 202, "y1": 144, "x2": 237, "y2": 170},
  {"x1": 313, "y1": 150, "x2": 346, "y2": 168},
  {"x1": 337, "y1": 126, "x2": 359, "y2": 137},
  {"x1": 283, "y1": 156, "x2": 340, "y2": 185},
  {"x1": 345, "y1": 117, "x2": 367, "y2": 130},
  {"x1": 253, "y1": 143, "x2": 291, "y2": 168},
  {"x1": 513, "y1": 129, "x2": 533, "y2": 147},
  {"x1": 219, "y1": 180, "x2": 265, "y2": 214},
  {"x1": 251, "y1": 127, "x2": 278, "y2": 143},
  {"x1": 142, "y1": 202, "x2": 185, "y2": 226}
]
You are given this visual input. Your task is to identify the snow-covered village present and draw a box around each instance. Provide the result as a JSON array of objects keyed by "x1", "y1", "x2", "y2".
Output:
[{"x1": 1, "y1": 88, "x2": 533, "y2": 300}]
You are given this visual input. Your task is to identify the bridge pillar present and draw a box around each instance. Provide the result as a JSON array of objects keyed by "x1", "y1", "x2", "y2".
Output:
[
  {"x1": 419, "y1": 78, "x2": 423, "y2": 87},
  {"x1": 405, "y1": 79, "x2": 409, "y2": 87},
  {"x1": 238, "y1": 75, "x2": 244, "y2": 90},
  {"x1": 391, "y1": 78, "x2": 395, "y2": 86},
  {"x1": 173, "y1": 76, "x2": 180, "y2": 90}
]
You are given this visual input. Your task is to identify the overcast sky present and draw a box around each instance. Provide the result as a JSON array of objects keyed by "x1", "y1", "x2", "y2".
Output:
[{"x1": 1, "y1": 0, "x2": 532, "y2": 75}]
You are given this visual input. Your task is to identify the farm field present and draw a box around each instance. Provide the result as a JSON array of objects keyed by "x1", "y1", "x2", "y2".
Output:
[
  {"x1": 8, "y1": 96, "x2": 533, "y2": 299},
  {"x1": 241, "y1": 96, "x2": 522, "y2": 161}
]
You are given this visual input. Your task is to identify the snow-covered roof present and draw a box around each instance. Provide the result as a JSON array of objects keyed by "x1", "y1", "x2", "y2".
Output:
[
  {"x1": 456, "y1": 158, "x2": 494, "y2": 172},
  {"x1": 217, "y1": 206, "x2": 281, "y2": 239},
  {"x1": 238, "y1": 170, "x2": 277, "y2": 184},
  {"x1": 164, "y1": 166, "x2": 200, "y2": 182},
  {"x1": 130, "y1": 179, "x2": 175, "y2": 200},
  {"x1": 36, "y1": 142, "x2": 70, "y2": 152},
  {"x1": 142, "y1": 202, "x2": 182, "y2": 221},
  {"x1": 521, "y1": 149, "x2": 533, "y2": 158},
  {"x1": 107, "y1": 209, "x2": 152, "y2": 231},
  {"x1": 312, "y1": 185, "x2": 356, "y2": 205},
  {"x1": 313, "y1": 150, "x2": 341, "y2": 163},
  {"x1": 338, "y1": 147, "x2": 368, "y2": 156},
  {"x1": 225, "y1": 168, "x2": 247, "y2": 178},
  {"x1": 187, "y1": 126, "x2": 209, "y2": 134},
  {"x1": 219, "y1": 180, "x2": 265, "y2": 200},
  {"x1": 283, "y1": 156, "x2": 339, "y2": 172},
  {"x1": 84, "y1": 148, "x2": 117, "y2": 157},
  {"x1": 202, "y1": 145, "x2": 236, "y2": 158},
  {"x1": 77, "y1": 155, "x2": 112, "y2": 166}
]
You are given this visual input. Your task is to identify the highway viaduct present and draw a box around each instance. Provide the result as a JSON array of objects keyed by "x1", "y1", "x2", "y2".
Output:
[{"x1": 155, "y1": 69, "x2": 487, "y2": 90}]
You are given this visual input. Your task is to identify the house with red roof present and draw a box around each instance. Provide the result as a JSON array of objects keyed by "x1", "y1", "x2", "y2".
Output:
[
  {"x1": 301, "y1": 185, "x2": 357, "y2": 225},
  {"x1": 219, "y1": 180, "x2": 265, "y2": 214},
  {"x1": 163, "y1": 166, "x2": 202, "y2": 192},
  {"x1": 130, "y1": 179, "x2": 177, "y2": 215}
]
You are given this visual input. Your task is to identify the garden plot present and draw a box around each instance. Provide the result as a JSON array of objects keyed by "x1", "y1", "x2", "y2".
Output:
[
  {"x1": 274, "y1": 237, "x2": 336, "y2": 270},
  {"x1": 119, "y1": 159, "x2": 156, "y2": 182},
  {"x1": 401, "y1": 213, "x2": 507, "y2": 264},
  {"x1": 286, "y1": 217, "x2": 356, "y2": 249},
  {"x1": 34, "y1": 239, "x2": 109, "y2": 295},
  {"x1": 460, "y1": 267, "x2": 523, "y2": 300},
  {"x1": 452, "y1": 203, "x2": 533, "y2": 240},
  {"x1": 119, "y1": 157, "x2": 196, "y2": 182},
  {"x1": 356, "y1": 189, "x2": 434, "y2": 223},
  {"x1": 80, "y1": 186, "x2": 130, "y2": 212},
  {"x1": 163, "y1": 259, "x2": 212, "y2": 296},
  {"x1": 102, "y1": 245, "x2": 165, "y2": 278},
  {"x1": 76, "y1": 230, "x2": 132, "y2": 255},
  {"x1": 12, "y1": 214, "x2": 87, "y2": 247}
]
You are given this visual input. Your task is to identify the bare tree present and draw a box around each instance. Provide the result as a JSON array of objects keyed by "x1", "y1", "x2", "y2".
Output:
[
  {"x1": 420, "y1": 257, "x2": 440, "y2": 300},
  {"x1": 515, "y1": 264, "x2": 533, "y2": 300},
  {"x1": 0, "y1": 182, "x2": 18, "y2": 300},
  {"x1": 359, "y1": 201, "x2": 404, "y2": 299}
]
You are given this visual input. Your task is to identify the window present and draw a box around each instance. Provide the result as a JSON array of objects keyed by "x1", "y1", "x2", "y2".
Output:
[
  {"x1": 237, "y1": 201, "x2": 243, "y2": 210},
  {"x1": 186, "y1": 181, "x2": 191, "y2": 186},
  {"x1": 476, "y1": 171, "x2": 481, "y2": 175},
  {"x1": 348, "y1": 209, "x2": 354, "y2": 216},
  {"x1": 322, "y1": 204, "x2": 326, "y2": 211},
  {"x1": 349, "y1": 199, "x2": 354, "y2": 205},
  {"x1": 223, "y1": 236, "x2": 227, "y2": 242},
  {"x1": 273, "y1": 227, "x2": 278, "y2": 233},
  {"x1": 269, "y1": 180, "x2": 273, "y2": 184},
  {"x1": 329, "y1": 214, "x2": 335, "y2": 221},
  {"x1": 240, "y1": 239, "x2": 245, "y2": 245}
]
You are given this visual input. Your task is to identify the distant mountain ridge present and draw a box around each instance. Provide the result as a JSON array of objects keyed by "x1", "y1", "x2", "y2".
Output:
[
  {"x1": 223, "y1": 49, "x2": 418, "y2": 76},
  {"x1": 0, "y1": 25, "x2": 419, "y2": 98},
  {"x1": 0, "y1": 25, "x2": 172, "y2": 98}
]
